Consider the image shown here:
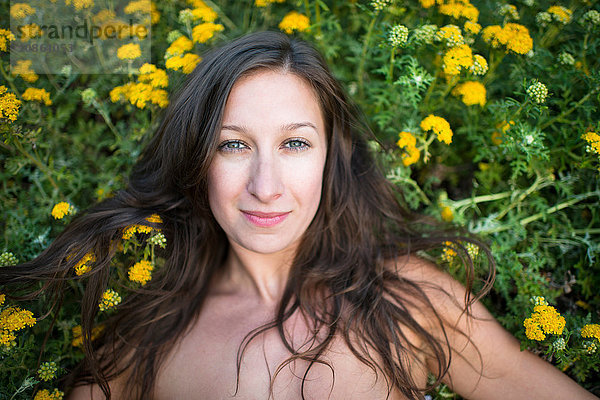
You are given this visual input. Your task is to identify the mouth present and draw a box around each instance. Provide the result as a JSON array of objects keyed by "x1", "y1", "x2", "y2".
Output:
[{"x1": 241, "y1": 210, "x2": 291, "y2": 227}]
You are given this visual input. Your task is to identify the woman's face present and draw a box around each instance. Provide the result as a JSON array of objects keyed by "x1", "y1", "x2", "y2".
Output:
[{"x1": 207, "y1": 70, "x2": 327, "y2": 255}]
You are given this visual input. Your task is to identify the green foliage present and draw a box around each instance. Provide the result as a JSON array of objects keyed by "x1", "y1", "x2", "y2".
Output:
[{"x1": 1, "y1": 0, "x2": 599, "y2": 397}]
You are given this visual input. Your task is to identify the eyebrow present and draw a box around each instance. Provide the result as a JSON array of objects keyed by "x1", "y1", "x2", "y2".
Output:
[{"x1": 221, "y1": 122, "x2": 319, "y2": 134}]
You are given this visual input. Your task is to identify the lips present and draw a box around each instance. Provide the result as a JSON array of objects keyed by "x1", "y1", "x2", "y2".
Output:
[{"x1": 241, "y1": 210, "x2": 291, "y2": 227}]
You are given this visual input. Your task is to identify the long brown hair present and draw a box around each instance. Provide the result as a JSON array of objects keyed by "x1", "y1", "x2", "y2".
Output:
[{"x1": 1, "y1": 31, "x2": 495, "y2": 399}]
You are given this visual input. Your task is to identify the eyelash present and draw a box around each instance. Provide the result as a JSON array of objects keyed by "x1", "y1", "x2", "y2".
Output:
[{"x1": 217, "y1": 138, "x2": 311, "y2": 153}]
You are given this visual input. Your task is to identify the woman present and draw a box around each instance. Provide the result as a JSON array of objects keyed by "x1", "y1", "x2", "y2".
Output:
[{"x1": 2, "y1": 31, "x2": 596, "y2": 399}]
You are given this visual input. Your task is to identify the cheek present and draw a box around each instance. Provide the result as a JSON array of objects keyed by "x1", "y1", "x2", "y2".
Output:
[{"x1": 207, "y1": 160, "x2": 245, "y2": 218}]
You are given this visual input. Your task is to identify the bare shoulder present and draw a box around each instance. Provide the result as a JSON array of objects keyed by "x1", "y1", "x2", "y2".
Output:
[{"x1": 67, "y1": 375, "x2": 127, "y2": 400}]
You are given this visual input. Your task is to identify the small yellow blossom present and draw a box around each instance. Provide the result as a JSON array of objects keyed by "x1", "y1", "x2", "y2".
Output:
[
  {"x1": 10, "y1": 3, "x2": 36, "y2": 19},
  {"x1": 73, "y1": 252, "x2": 95, "y2": 276},
  {"x1": 470, "y1": 54, "x2": 488, "y2": 75},
  {"x1": 442, "y1": 44, "x2": 473, "y2": 76},
  {"x1": 71, "y1": 324, "x2": 104, "y2": 347},
  {"x1": 22, "y1": 88, "x2": 52, "y2": 106},
  {"x1": 439, "y1": 2, "x2": 479, "y2": 23},
  {"x1": 0, "y1": 29, "x2": 16, "y2": 52},
  {"x1": 255, "y1": 0, "x2": 285, "y2": 6},
  {"x1": 0, "y1": 85, "x2": 21, "y2": 122},
  {"x1": 92, "y1": 9, "x2": 116, "y2": 24},
  {"x1": 278, "y1": 11, "x2": 310, "y2": 34},
  {"x1": 166, "y1": 53, "x2": 202, "y2": 74},
  {"x1": 441, "y1": 242, "x2": 457, "y2": 263},
  {"x1": 11, "y1": 59, "x2": 39, "y2": 83},
  {"x1": 464, "y1": 21, "x2": 481, "y2": 35},
  {"x1": 117, "y1": 43, "x2": 142, "y2": 60},
  {"x1": 0, "y1": 306, "x2": 36, "y2": 346},
  {"x1": 441, "y1": 206, "x2": 454, "y2": 222},
  {"x1": 128, "y1": 259, "x2": 154, "y2": 285},
  {"x1": 396, "y1": 132, "x2": 420, "y2": 166},
  {"x1": 65, "y1": 0, "x2": 94, "y2": 11},
  {"x1": 547, "y1": 6, "x2": 572, "y2": 24},
  {"x1": 435, "y1": 24, "x2": 464, "y2": 47},
  {"x1": 138, "y1": 64, "x2": 169, "y2": 88},
  {"x1": 51, "y1": 202, "x2": 74, "y2": 219},
  {"x1": 191, "y1": 4, "x2": 218, "y2": 22},
  {"x1": 166, "y1": 36, "x2": 193, "y2": 58},
  {"x1": 146, "y1": 214, "x2": 163, "y2": 224},
  {"x1": 419, "y1": 0, "x2": 435, "y2": 8},
  {"x1": 0, "y1": 294, "x2": 4, "y2": 306},
  {"x1": 581, "y1": 324, "x2": 600, "y2": 342},
  {"x1": 499, "y1": 4, "x2": 519, "y2": 20},
  {"x1": 192, "y1": 22, "x2": 224, "y2": 43},
  {"x1": 524, "y1": 304, "x2": 565, "y2": 341},
  {"x1": 110, "y1": 82, "x2": 169, "y2": 109},
  {"x1": 99, "y1": 289, "x2": 121, "y2": 311},
  {"x1": 420, "y1": 114, "x2": 453, "y2": 144},
  {"x1": 452, "y1": 81, "x2": 486, "y2": 106},
  {"x1": 482, "y1": 23, "x2": 532, "y2": 55},
  {"x1": 582, "y1": 131, "x2": 600, "y2": 155},
  {"x1": 33, "y1": 389, "x2": 64, "y2": 400},
  {"x1": 122, "y1": 223, "x2": 157, "y2": 239},
  {"x1": 19, "y1": 23, "x2": 44, "y2": 42}
]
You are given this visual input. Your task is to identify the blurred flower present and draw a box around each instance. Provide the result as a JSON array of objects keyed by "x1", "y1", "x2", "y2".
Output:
[
  {"x1": 74, "y1": 252, "x2": 95, "y2": 276},
  {"x1": 129, "y1": 260, "x2": 154, "y2": 285},
  {"x1": 51, "y1": 202, "x2": 75, "y2": 219},
  {"x1": 442, "y1": 44, "x2": 473, "y2": 75},
  {"x1": 148, "y1": 232, "x2": 167, "y2": 248},
  {"x1": 419, "y1": 0, "x2": 435, "y2": 8},
  {"x1": 10, "y1": 3, "x2": 35, "y2": 19},
  {"x1": 524, "y1": 304, "x2": 565, "y2": 341},
  {"x1": 465, "y1": 242, "x2": 479, "y2": 259},
  {"x1": 482, "y1": 23, "x2": 532, "y2": 55},
  {"x1": 413, "y1": 24, "x2": 437, "y2": 45},
  {"x1": 0, "y1": 306, "x2": 36, "y2": 347},
  {"x1": 396, "y1": 131, "x2": 420, "y2": 166},
  {"x1": 553, "y1": 337, "x2": 566, "y2": 351},
  {"x1": 370, "y1": 0, "x2": 391, "y2": 11},
  {"x1": 547, "y1": 6, "x2": 572, "y2": 24},
  {"x1": 0, "y1": 29, "x2": 15, "y2": 52},
  {"x1": 179, "y1": 8, "x2": 195, "y2": 25},
  {"x1": 191, "y1": 3, "x2": 218, "y2": 22},
  {"x1": 441, "y1": 242, "x2": 457, "y2": 263},
  {"x1": 420, "y1": 115, "x2": 453, "y2": 144},
  {"x1": 388, "y1": 25, "x2": 408, "y2": 47},
  {"x1": 278, "y1": 11, "x2": 310, "y2": 34},
  {"x1": 165, "y1": 53, "x2": 202, "y2": 74},
  {"x1": 580, "y1": 10, "x2": 600, "y2": 28},
  {"x1": 0, "y1": 294, "x2": 4, "y2": 306},
  {"x1": 117, "y1": 43, "x2": 142, "y2": 60},
  {"x1": 434, "y1": 24, "x2": 464, "y2": 47},
  {"x1": 165, "y1": 36, "x2": 193, "y2": 57},
  {"x1": 166, "y1": 30, "x2": 183, "y2": 43},
  {"x1": 33, "y1": 389, "x2": 64, "y2": 400},
  {"x1": 65, "y1": 0, "x2": 94, "y2": 11},
  {"x1": 0, "y1": 252, "x2": 18, "y2": 267},
  {"x1": 11, "y1": 60, "x2": 39, "y2": 83},
  {"x1": 464, "y1": 21, "x2": 481, "y2": 35},
  {"x1": 125, "y1": 0, "x2": 160, "y2": 25},
  {"x1": 192, "y1": 22, "x2": 224, "y2": 43},
  {"x1": 439, "y1": 1, "x2": 479, "y2": 23},
  {"x1": 38, "y1": 361, "x2": 58, "y2": 381},
  {"x1": 80, "y1": 88, "x2": 97, "y2": 105},
  {"x1": 99, "y1": 289, "x2": 121, "y2": 311},
  {"x1": 536, "y1": 12, "x2": 552, "y2": 27},
  {"x1": 470, "y1": 54, "x2": 488, "y2": 75},
  {"x1": 146, "y1": 214, "x2": 163, "y2": 224},
  {"x1": 526, "y1": 81, "x2": 548, "y2": 104},
  {"x1": 71, "y1": 324, "x2": 104, "y2": 347},
  {"x1": 139, "y1": 63, "x2": 169, "y2": 88},
  {"x1": 19, "y1": 23, "x2": 43, "y2": 42},
  {"x1": 0, "y1": 86, "x2": 21, "y2": 122},
  {"x1": 499, "y1": 4, "x2": 519, "y2": 20},
  {"x1": 441, "y1": 206, "x2": 454, "y2": 222},
  {"x1": 582, "y1": 131, "x2": 600, "y2": 155},
  {"x1": 531, "y1": 296, "x2": 548, "y2": 306},
  {"x1": 255, "y1": 0, "x2": 285, "y2": 6},
  {"x1": 22, "y1": 88, "x2": 52, "y2": 106},
  {"x1": 581, "y1": 324, "x2": 600, "y2": 342},
  {"x1": 557, "y1": 52, "x2": 575, "y2": 66},
  {"x1": 452, "y1": 81, "x2": 486, "y2": 106}
]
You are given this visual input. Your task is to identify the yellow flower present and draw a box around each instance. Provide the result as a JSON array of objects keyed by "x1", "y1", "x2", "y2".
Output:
[
  {"x1": 0, "y1": 306, "x2": 36, "y2": 333},
  {"x1": 128, "y1": 260, "x2": 154, "y2": 285},
  {"x1": 191, "y1": 4, "x2": 218, "y2": 22},
  {"x1": 117, "y1": 43, "x2": 142, "y2": 60},
  {"x1": 166, "y1": 53, "x2": 202, "y2": 74},
  {"x1": 441, "y1": 242, "x2": 457, "y2": 263},
  {"x1": 470, "y1": 54, "x2": 488, "y2": 75},
  {"x1": 124, "y1": 0, "x2": 160, "y2": 23},
  {"x1": 145, "y1": 214, "x2": 163, "y2": 224},
  {"x1": 255, "y1": 0, "x2": 285, "y2": 6},
  {"x1": 523, "y1": 304, "x2": 566, "y2": 341},
  {"x1": 396, "y1": 131, "x2": 420, "y2": 166},
  {"x1": 192, "y1": 22, "x2": 224, "y2": 43},
  {"x1": 440, "y1": 206, "x2": 454, "y2": 222},
  {"x1": 419, "y1": 0, "x2": 435, "y2": 8},
  {"x1": 166, "y1": 36, "x2": 193, "y2": 57},
  {"x1": 110, "y1": 82, "x2": 168, "y2": 109},
  {"x1": 464, "y1": 21, "x2": 481, "y2": 34},
  {"x1": 482, "y1": 23, "x2": 532, "y2": 55},
  {"x1": 33, "y1": 388, "x2": 64, "y2": 400},
  {"x1": 138, "y1": 64, "x2": 169, "y2": 88},
  {"x1": 99, "y1": 289, "x2": 121, "y2": 311},
  {"x1": 22, "y1": 88, "x2": 52, "y2": 106},
  {"x1": 442, "y1": 44, "x2": 473, "y2": 76},
  {"x1": 434, "y1": 24, "x2": 464, "y2": 47},
  {"x1": 0, "y1": 85, "x2": 21, "y2": 122},
  {"x1": 65, "y1": 0, "x2": 94, "y2": 11},
  {"x1": 582, "y1": 131, "x2": 600, "y2": 155},
  {"x1": 51, "y1": 202, "x2": 74, "y2": 219},
  {"x1": 0, "y1": 29, "x2": 16, "y2": 52},
  {"x1": 74, "y1": 252, "x2": 95, "y2": 276},
  {"x1": 452, "y1": 81, "x2": 486, "y2": 106},
  {"x1": 92, "y1": 9, "x2": 116, "y2": 24},
  {"x1": 0, "y1": 294, "x2": 4, "y2": 306},
  {"x1": 10, "y1": 3, "x2": 36, "y2": 19},
  {"x1": 71, "y1": 324, "x2": 104, "y2": 347},
  {"x1": 547, "y1": 6, "x2": 572, "y2": 24},
  {"x1": 582, "y1": 324, "x2": 600, "y2": 342},
  {"x1": 19, "y1": 23, "x2": 44, "y2": 42},
  {"x1": 11, "y1": 59, "x2": 39, "y2": 83},
  {"x1": 439, "y1": 2, "x2": 479, "y2": 23},
  {"x1": 278, "y1": 11, "x2": 310, "y2": 34},
  {"x1": 420, "y1": 114, "x2": 453, "y2": 144}
]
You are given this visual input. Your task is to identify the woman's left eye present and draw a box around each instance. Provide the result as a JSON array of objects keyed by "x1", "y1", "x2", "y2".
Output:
[{"x1": 283, "y1": 139, "x2": 310, "y2": 151}]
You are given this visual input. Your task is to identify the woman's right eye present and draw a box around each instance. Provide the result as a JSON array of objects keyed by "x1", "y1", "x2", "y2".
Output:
[{"x1": 218, "y1": 140, "x2": 248, "y2": 152}]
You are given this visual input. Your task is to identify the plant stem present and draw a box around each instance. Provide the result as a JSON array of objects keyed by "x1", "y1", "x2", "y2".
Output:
[
  {"x1": 315, "y1": 0, "x2": 322, "y2": 37},
  {"x1": 357, "y1": 11, "x2": 378, "y2": 98},
  {"x1": 13, "y1": 139, "x2": 61, "y2": 193},
  {"x1": 540, "y1": 90, "x2": 595, "y2": 130},
  {"x1": 494, "y1": 174, "x2": 554, "y2": 221},
  {"x1": 453, "y1": 191, "x2": 513, "y2": 211},
  {"x1": 388, "y1": 46, "x2": 396, "y2": 84}
]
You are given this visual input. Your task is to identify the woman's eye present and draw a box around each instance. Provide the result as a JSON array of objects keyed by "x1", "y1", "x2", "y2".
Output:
[
  {"x1": 218, "y1": 140, "x2": 248, "y2": 152},
  {"x1": 284, "y1": 139, "x2": 310, "y2": 151}
]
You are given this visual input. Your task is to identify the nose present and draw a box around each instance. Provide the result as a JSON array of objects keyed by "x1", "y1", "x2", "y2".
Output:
[{"x1": 247, "y1": 150, "x2": 284, "y2": 203}]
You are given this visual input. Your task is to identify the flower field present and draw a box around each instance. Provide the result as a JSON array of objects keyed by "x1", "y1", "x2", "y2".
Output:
[{"x1": 1, "y1": 0, "x2": 599, "y2": 397}]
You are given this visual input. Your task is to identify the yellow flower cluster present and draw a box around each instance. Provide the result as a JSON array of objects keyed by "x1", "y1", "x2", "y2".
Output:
[
  {"x1": 129, "y1": 259, "x2": 154, "y2": 285},
  {"x1": 19, "y1": 23, "x2": 44, "y2": 42},
  {"x1": 464, "y1": 21, "x2": 481, "y2": 34},
  {"x1": 438, "y1": 0, "x2": 479, "y2": 23},
  {"x1": 547, "y1": 6, "x2": 572, "y2": 24},
  {"x1": 92, "y1": 9, "x2": 116, "y2": 24},
  {"x1": 110, "y1": 63, "x2": 169, "y2": 109},
  {"x1": 22, "y1": 88, "x2": 52, "y2": 106},
  {"x1": 117, "y1": 43, "x2": 142, "y2": 60},
  {"x1": 582, "y1": 131, "x2": 600, "y2": 155},
  {"x1": 125, "y1": 0, "x2": 161, "y2": 25},
  {"x1": 442, "y1": 44, "x2": 472, "y2": 76},
  {"x1": 12, "y1": 59, "x2": 39, "y2": 83},
  {"x1": 0, "y1": 85, "x2": 21, "y2": 122},
  {"x1": 191, "y1": 3, "x2": 218, "y2": 22},
  {"x1": 440, "y1": 206, "x2": 454, "y2": 222},
  {"x1": 441, "y1": 241, "x2": 457, "y2": 262},
  {"x1": 482, "y1": 23, "x2": 533, "y2": 55},
  {"x1": 452, "y1": 81, "x2": 486, "y2": 106},
  {"x1": 51, "y1": 202, "x2": 74, "y2": 219},
  {"x1": 33, "y1": 389, "x2": 64, "y2": 400},
  {"x1": 0, "y1": 29, "x2": 15, "y2": 52},
  {"x1": 167, "y1": 53, "x2": 202, "y2": 74},
  {"x1": 146, "y1": 213, "x2": 163, "y2": 224},
  {"x1": 10, "y1": 3, "x2": 36, "y2": 19},
  {"x1": 0, "y1": 306, "x2": 36, "y2": 347},
  {"x1": 74, "y1": 252, "x2": 95, "y2": 276},
  {"x1": 255, "y1": 0, "x2": 285, "y2": 6},
  {"x1": 166, "y1": 36, "x2": 193, "y2": 57},
  {"x1": 122, "y1": 214, "x2": 162, "y2": 239},
  {"x1": 71, "y1": 324, "x2": 104, "y2": 347},
  {"x1": 192, "y1": 22, "x2": 225, "y2": 43},
  {"x1": 65, "y1": 0, "x2": 94, "y2": 11},
  {"x1": 99, "y1": 289, "x2": 121, "y2": 311},
  {"x1": 420, "y1": 115, "x2": 453, "y2": 144},
  {"x1": 0, "y1": 294, "x2": 4, "y2": 306},
  {"x1": 470, "y1": 54, "x2": 488, "y2": 75},
  {"x1": 524, "y1": 304, "x2": 566, "y2": 341},
  {"x1": 396, "y1": 131, "x2": 420, "y2": 166},
  {"x1": 581, "y1": 324, "x2": 600, "y2": 342},
  {"x1": 279, "y1": 11, "x2": 310, "y2": 34},
  {"x1": 435, "y1": 24, "x2": 464, "y2": 47}
]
